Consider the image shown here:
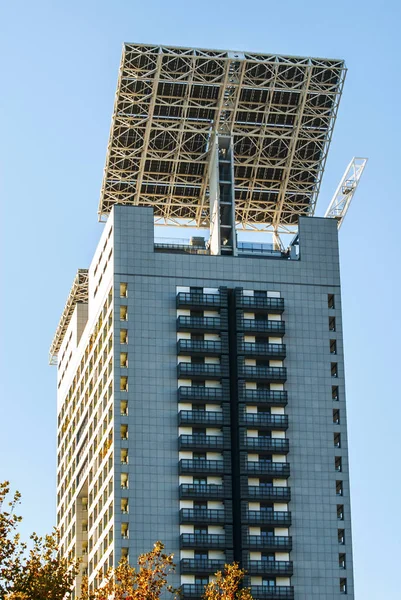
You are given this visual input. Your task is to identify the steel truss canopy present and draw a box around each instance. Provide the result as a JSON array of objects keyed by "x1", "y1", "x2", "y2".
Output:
[
  {"x1": 99, "y1": 43, "x2": 346, "y2": 232},
  {"x1": 49, "y1": 269, "x2": 89, "y2": 365}
]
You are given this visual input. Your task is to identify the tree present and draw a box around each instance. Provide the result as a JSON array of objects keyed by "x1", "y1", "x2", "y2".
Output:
[
  {"x1": 81, "y1": 541, "x2": 177, "y2": 600},
  {"x1": 203, "y1": 563, "x2": 253, "y2": 600},
  {"x1": 0, "y1": 482, "x2": 79, "y2": 600}
]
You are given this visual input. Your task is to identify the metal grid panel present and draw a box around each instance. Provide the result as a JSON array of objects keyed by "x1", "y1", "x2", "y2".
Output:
[
  {"x1": 99, "y1": 43, "x2": 346, "y2": 231},
  {"x1": 49, "y1": 269, "x2": 89, "y2": 364}
]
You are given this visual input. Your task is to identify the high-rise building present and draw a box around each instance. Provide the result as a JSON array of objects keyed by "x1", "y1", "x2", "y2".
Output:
[{"x1": 52, "y1": 45, "x2": 355, "y2": 599}]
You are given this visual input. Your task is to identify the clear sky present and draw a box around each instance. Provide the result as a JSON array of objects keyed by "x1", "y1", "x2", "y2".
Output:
[{"x1": 0, "y1": 1, "x2": 400, "y2": 598}]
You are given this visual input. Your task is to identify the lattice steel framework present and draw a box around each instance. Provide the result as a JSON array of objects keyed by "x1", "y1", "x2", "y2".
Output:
[
  {"x1": 324, "y1": 157, "x2": 367, "y2": 229},
  {"x1": 49, "y1": 269, "x2": 89, "y2": 365},
  {"x1": 99, "y1": 44, "x2": 346, "y2": 232}
]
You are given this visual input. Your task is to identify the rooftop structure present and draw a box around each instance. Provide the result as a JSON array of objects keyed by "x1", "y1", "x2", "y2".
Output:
[{"x1": 99, "y1": 44, "x2": 346, "y2": 234}]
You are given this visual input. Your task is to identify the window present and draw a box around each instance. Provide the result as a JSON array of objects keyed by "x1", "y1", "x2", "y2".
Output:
[
  {"x1": 120, "y1": 329, "x2": 128, "y2": 344},
  {"x1": 120, "y1": 353, "x2": 128, "y2": 368},
  {"x1": 339, "y1": 553, "x2": 346, "y2": 569},
  {"x1": 261, "y1": 527, "x2": 274, "y2": 537},
  {"x1": 328, "y1": 294, "x2": 335, "y2": 309},
  {"x1": 261, "y1": 578, "x2": 276, "y2": 587},
  {"x1": 333, "y1": 409, "x2": 340, "y2": 424},
  {"x1": 338, "y1": 529, "x2": 345, "y2": 544},
  {"x1": 340, "y1": 578, "x2": 347, "y2": 594},
  {"x1": 195, "y1": 577, "x2": 209, "y2": 586},
  {"x1": 336, "y1": 480, "x2": 343, "y2": 496},
  {"x1": 332, "y1": 386, "x2": 339, "y2": 401},
  {"x1": 337, "y1": 505, "x2": 344, "y2": 520},
  {"x1": 335, "y1": 456, "x2": 342, "y2": 472},
  {"x1": 329, "y1": 316, "x2": 336, "y2": 331},
  {"x1": 120, "y1": 401, "x2": 128, "y2": 416},
  {"x1": 330, "y1": 339, "x2": 337, "y2": 354},
  {"x1": 194, "y1": 526, "x2": 207, "y2": 535},
  {"x1": 260, "y1": 503, "x2": 274, "y2": 512},
  {"x1": 195, "y1": 551, "x2": 208, "y2": 560},
  {"x1": 191, "y1": 333, "x2": 204, "y2": 341},
  {"x1": 120, "y1": 306, "x2": 128, "y2": 321},
  {"x1": 331, "y1": 363, "x2": 338, "y2": 377},
  {"x1": 194, "y1": 477, "x2": 207, "y2": 486},
  {"x1": 193, "y1": 452, "x2": 206, "y2": 461},
  {"x1": 261, "y1": 552, "x2": 275, "y2": 562},
  {"x1": 334, "y1": 433, "x2": 341, "y2": 448},
  {"x1": 254, "y1": 290, "x2": 267, "y2": 298},
  {"x1": 120, "y1": 283, "x2": 128, "y2": 298},
  {"x1": 194, "y1": 501, "x2": 207, "y2": 510}
]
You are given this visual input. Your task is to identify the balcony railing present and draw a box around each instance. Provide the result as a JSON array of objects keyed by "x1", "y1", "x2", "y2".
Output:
[
  {"x1": 178, "y1": 386, "x2": 226, "y2": 403},
  {"x1": 180, "y1": 533, "x2": 231, "y2": 549},
  {"x1": 179, "y1": 410, "x2": 227, "y2": 426},
  {"x1": 177, "y1": 315, "x2": 228, "y2": 332},
  {"x1": 179, "y1": 483, "x2": 230, "y2": 500},
  {"x1": 238, "y1": 342, "x2": 286, "y2": 359},
  {"x1": 242, "y1": 461, "x2": 290, "y2": 477},
  {"x1": 239, "y1": 413, "x2": 288, "y2": 430},
  {"x1": 180, "y1": 508, "x2": 231, "y2": 524},
  {"x1": 238, "y1": 366, "x2": 287, "y2": 382},
  {"x1": 251, "y1": 586, "x2": 294, "y2": 600},
  {"x1": 177, "y1": 292, "x2": 226, "y2": 309},
  {"x1": 177, "y1": 363, "x2": 228, "y2": 379},
  {"x1": 179, "y1": 459, "x2": 230, "y2": 475},
  {"x1": 243, "y1": 535, "x2": 292, "y2": 551},
  {"x1": 237, "y1": 319, "x2": 285, "y2": 334},
  {"x1": 242, "y1": 486, "x2": 291, "y2": 502},
  {"x1": 235, "y1": 295, "x2": 284, "y2": 313},
  {"x1": 243, "y1": 510, "x2": 292, "y2": 526},
  {"x1": 180, "y1": 559, "x2": 226, "y2": 574},
  {"x1": 179, "y1": 434, "x2": 225, "y2": 451},
  {"x1": 244, "y1": 560, "x2": 293, "y2": 576},
  {"x1": 239, "y1": 389, "x2": 288, "y2": 406},
  {"x1": 177, "y1": 339, "x2": 224, "y2": 356},
  {"x1": 240, "y1": 437, "x2": 289, "y2": 453},
  {"x1": 181, "y1": 584, "x2": 207, "y2": 599}
]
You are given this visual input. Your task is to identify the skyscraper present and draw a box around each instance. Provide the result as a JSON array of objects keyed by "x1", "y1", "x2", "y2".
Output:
[{"x1": 52, "y1": 44, "x2": 354, "y2": 599}]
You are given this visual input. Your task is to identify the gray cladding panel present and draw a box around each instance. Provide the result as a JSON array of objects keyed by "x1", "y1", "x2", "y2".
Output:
[{"x1": 112, "y1": 206, "x2": 353, "y2": 599}]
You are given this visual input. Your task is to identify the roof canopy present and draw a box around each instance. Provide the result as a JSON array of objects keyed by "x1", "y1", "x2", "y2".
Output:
[{"x1": 99, "y1": 43, "x2": 346, "y2": 232}]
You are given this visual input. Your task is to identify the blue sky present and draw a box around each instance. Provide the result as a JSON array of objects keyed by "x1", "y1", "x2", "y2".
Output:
[{"x1": 1, "y1": 1, "x2": 400, "y2": 597}]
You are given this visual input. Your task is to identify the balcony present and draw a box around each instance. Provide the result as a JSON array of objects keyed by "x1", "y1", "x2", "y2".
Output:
[
  {"x1": 177, "y1": 314, "x2": 228, "y2": 333},
  {"x1": 180, "y1": 558, "x2": 227, "y2": 575},
  {"x1": 251, "y1": 586, "x2": 294, "y2": 600},
  {"x1": 179, "y1": 483, "x2": 230, "y2": 500},
  {"x1": 235, "y1": 294, "x2": 284, "y2": 313},
  {"x1": 181, "y1": 584, "x2": 206, "y2": 599},
  {"x1": 179, "y1": 458, "x2": 230, "y2": 475},
  {"x1": 177, "y1": 363, "x2": 228, "y2": 380},
  {"x1": 180, "y1": 508, "x2": 232, "y2": 524},
  {"x1": 243, "y1": 535, "x2": 292, "y2": 551},
  {"x1": 240, "y1": 437, "x2": 289, "y2": 453},
  {"x1": 238, "y1": 342, "x2": 286, "y2": 359},
  {"x1": 178, "y1": 386, "x2": 227, "y2": 404},
  {"x1": 238, "y1": 366, "x2": 287, "y2": 383},
  {"x1": 243, "y1": 510, "x2": 292, "y2": 527},
  {"x1": 179, "y1": 410, "x2": 228, "y2": 427},
  {"x1": 177, "y1": 292, "x2": 227, "y2": 309},
  {"x1": 239, "y1": 412, "x2": 288, "y2": 430},
  {"x1": 242, "y1": 486, "x2": 291, "y2": 502},
  {"x1": 239, "y1": 388, "x2": 288, "y2": 407},
  {"x1": 180, "y1": 533, "x2": 231, "y2": 550},
  {"x1": 237, "y1": 319, "x2": 285, "y2": 335},
  {"x1": 241, "y1": 461, "x2": 290, "y2": 477},
  {"x1": 179, "y1": 434, "x2": 226, "y2": 451},
  {"x1": 244, "y1": 560, "x2": 293, "y2": 576},
  {"x1": 177, "y1": 339, "x2": 225, "y2": 356}
]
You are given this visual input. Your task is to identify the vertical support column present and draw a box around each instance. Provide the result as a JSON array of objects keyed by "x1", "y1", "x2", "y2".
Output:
[{"x1": 208, "y1": 134, "x2": 237, "y2": 256}]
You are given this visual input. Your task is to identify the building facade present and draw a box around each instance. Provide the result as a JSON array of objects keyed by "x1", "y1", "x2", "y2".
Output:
[{"x1": 54, "y1": 207, "x2": 353, "y2": 599}]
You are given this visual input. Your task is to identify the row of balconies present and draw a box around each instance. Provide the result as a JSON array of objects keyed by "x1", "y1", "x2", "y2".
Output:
[
  {"x1": 179, "y1": 434, "x2": 289, "y2": 454},
  {"x1": 179, "y1": 482, "x2": 291, "y2": 502},
  {"x1": 179, "y1": 507, "x2": 290, "y2": 527},
  {"x1": 176, "y1": 290, "x2": 284, "y2": 314},
  {"x1": 177, "y1": 315, "x2": 285, "y2": 335},
  {"x1": 178, "y1": 409, "x2": 288, "y2": 430},
  {"x1": 177, "y1": 362, "x2": 286, "y2": 382},
  {"x1": 180, "y1": 559, "x2": 292, "y2": 577},
  {"x1": 178, "y1": 458, "x2": 290, "y2": 478},
  {"x1": 177, "y1": 338, "x2": 286, "y2": 360},
  {"x1": 177, "y1": 386, "x2": 288, "y2": 407},
  {"x1": 182, "y1": 584, "x2": 293, "y2": 600},
  {"x1": 180, "y1": 533, "x2": 292, "y2": 551}
]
